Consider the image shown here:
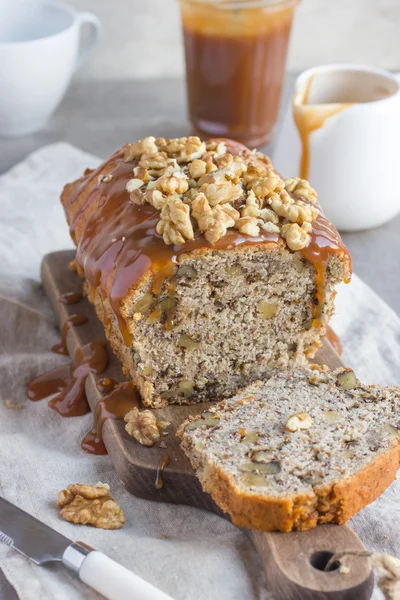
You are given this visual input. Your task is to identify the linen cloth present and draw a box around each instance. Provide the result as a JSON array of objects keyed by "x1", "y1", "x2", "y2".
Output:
[{"x1": 0, "y1": 142, "x2": 399, "y2": 600}]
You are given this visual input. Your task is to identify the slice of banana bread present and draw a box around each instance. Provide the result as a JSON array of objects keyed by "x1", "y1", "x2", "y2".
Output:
[
  {"x1": 178, "y1": 366, "x2": 400, "y2": 532},
  {"x1": 61, "y1": 136, "x2": 351, "y2": 407}
]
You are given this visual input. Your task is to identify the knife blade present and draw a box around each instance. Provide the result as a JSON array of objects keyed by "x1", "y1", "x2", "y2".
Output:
[
  {"x1": 0, "y1": 496, "x2": 174, "y2": 600},
  {"x1": 0, "y1": 496, "x2": 71, "y2": 565}
]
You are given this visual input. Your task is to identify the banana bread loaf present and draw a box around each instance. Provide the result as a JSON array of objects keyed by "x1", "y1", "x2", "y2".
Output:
[
  {"x1": 178, "y1": 366, "x2": 400, "y2": 532},
  {"x1": 61, "y1": 136, "x2": 351, "y2": 407}
]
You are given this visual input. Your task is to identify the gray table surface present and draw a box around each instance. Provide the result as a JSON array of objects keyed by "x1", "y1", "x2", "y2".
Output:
[{"x1": 0, "y1": 76, "x2": 399, "y2": 599}]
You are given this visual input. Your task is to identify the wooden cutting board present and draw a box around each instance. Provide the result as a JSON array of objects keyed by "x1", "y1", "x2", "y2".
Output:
[{"x1": 41, "y1": 250, "x2": 374, "y2": 600}]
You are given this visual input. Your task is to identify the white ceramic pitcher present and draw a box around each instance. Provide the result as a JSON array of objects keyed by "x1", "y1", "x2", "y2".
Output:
[{"x1": 273, "y1": 64, "x2": 400, "y2": 231}]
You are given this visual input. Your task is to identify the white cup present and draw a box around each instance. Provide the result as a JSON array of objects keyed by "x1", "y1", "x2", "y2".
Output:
[
  {"x1": 273, "y1": 64, "x2": 400, "y2": 231},
  {"x1": 0, "y1": 0, "x2": 101, "y2": 136}
]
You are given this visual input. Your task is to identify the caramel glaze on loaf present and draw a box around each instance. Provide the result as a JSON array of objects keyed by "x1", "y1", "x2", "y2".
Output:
[{"x1": 61, "y1": 137, "x2": 351, "y2": 407}]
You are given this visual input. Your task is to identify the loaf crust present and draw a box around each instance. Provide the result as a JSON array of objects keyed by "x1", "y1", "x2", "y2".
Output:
[{"x1": 192, "y1": 444, "x2": 400, "y2": 532}]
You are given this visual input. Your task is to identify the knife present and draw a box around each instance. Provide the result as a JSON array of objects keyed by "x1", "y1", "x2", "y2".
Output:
[{"x1": 0, "y1": 497, "x2": 174, "y2": 600}]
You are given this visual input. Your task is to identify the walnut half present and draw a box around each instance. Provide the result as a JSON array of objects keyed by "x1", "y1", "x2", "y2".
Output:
[
  {"x1": 57, "y1": 483, "x2": 125, "y2": 529},
  {"x1": 124, "y1": 408, "x2": 160, "y2": 446}
]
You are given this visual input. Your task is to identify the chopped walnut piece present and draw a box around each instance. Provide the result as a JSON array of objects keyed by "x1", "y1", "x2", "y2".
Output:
[
  {"x1": 156, "y1": 198, "x2": 194, "y2": 245},
  {"x1": 308, "y1": 368, "x2": 331, "y2": 385},
  {"x1": 124, "y1": 136, "x2": 158, "y2": 162},
  {"x1": 126, "y1": 178, "x2": 145, "y2": 193},
  {"x1": 145, "y1": 189, "x2": 167, "y2": 210},
  {"x1": 139, "y1": 152, "x2": 170, "y2": 170},
  {"x1": 192, "y1": 193, "x2": 239, "y2": 244},
  {"x1": 166, "y1": 136, "x2": 206, "y2": 163},
  {"x1": 200, "y1": 180, "x2": 243, "y2": 207},
  {"x1": 268, "y1": 190, "x2": 318, "y2": 224},
  {"x1": 189, "y1": 159, "x2": 207, "y2": 179},
  {"x1": 281, "y1": 222, "x2": 312, "y2": 251},
  {"x1": 260, "y1": 221, "x2": 280, "y2": 234},
  {"x1": 133, "y1": 166, "x2": 150, "y2": 183},
  {"x1": 285, "y1": 412, "x2": 313, "y2": 432},
  {"x1": 156, "y1": 170, "x2": 189, "y2": 195},
  {"x1": 124, "y1": 408, "x2": 160, "y2": 446},
  {"x1": 249, "y1": 169, "x2": 283, "y2": 198},
  {"x1": 235, "y1": 216, "x2": 260, "y2": 237},
  {"x1": 285, "y1": 178, "x2": 318, "y2": 204},
  {"x1": 57, "y1": 483, "x2": 125, "y2": 529},
  {"x1": 98, "y1": 173, "x2": 113, "y2": 184}
]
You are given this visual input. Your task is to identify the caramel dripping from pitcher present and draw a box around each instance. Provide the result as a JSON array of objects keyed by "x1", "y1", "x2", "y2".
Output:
[
  {"x1": 81, "y1": 382, "x2": 140, "y2": 455},
  {"x1": 27, "y1": 340, "x2": 108, "y2": 417},
  {"x1": 51, "y1": 314, "x2": 88, "y2": 356},
  {"x1": 293, "y1": 75, "x2": 352, "y2": 180}
]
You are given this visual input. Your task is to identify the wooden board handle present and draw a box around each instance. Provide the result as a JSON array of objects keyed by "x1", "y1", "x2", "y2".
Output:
[{"x1": 249, "y1": 524, "x2": 374, "y2": 599}]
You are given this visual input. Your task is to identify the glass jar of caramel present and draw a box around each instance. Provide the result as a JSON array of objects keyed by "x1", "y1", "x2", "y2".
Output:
[{"x1": 179, "y1": 0, "x2": 300, "y2": 147}]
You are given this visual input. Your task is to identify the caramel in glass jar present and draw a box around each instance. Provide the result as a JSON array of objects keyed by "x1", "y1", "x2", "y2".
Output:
[{"x1": 180, "y1": 0, "x2": 299, "y2": 147}]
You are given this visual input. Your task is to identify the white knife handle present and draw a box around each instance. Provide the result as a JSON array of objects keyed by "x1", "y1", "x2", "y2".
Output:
[{"x1": 78, "y1": 551, "x2": 174, "y2": 600}]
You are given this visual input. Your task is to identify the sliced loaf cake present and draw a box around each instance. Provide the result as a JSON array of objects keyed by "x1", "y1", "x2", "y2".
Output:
[
  {"x1": 178, "y1": 366, "x2": 400, "y2": 532},
  {"x1": 61, "y1": 136, "x2": 351, "y2": 407}
]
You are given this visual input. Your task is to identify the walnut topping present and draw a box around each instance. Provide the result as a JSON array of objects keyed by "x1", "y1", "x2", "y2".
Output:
[
  {"x1": 57, "y1": 483, "x2": 125, "y2": 529},
  {"x1": 281, "y1": 222, "x2": 312, "y2": 251},
  {"x1": 189, "y1": 159, "x2": 207, "y2": 180},
  {"x1": 285, "y1": 178, "x2": 318, "y2": 204},
  {"x1": 124, "y1": 408, "x2": 160, "y2": 446},
  {"x1": 156, "y1": 198, "x2": 194, "y2": 245},
  {"x1": 192, "y1": 193, "x2": 239, "y2": 245},
  {"x1": 98, "y1": 173, "x2": 113, "y2": 184},
  {"x1": 122, "y1": 136, "x2": 321, "y2": 251},
  {"x1": 235, "y1": 216, "x2": 260, "y2": 237},
  {"x1": 285, "y1": 412, "x2": 313, "y2": 432},
  {"x1": 126, "y1": 178, "x2": 144, "y2": 193}
]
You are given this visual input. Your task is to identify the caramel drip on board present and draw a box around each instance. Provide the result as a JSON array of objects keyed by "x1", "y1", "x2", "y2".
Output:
[
  {"x1": 51, "y1": 314, "x2": 88, "y2": 356},
  {"x1": 293, "y1": 76, "x2": 352, "y2": 180},
  {"x1": 27, "y1": 366, "x2": 70, "y2": 401},
  {"x1": 59, "y1": 291, "x2": 82, "y2": 305},
  {"x1": 324, "y1": 325, "x2": 343, "y2": 356},
  {"x1": 155, "y1": 455, "x2": 170, "y2": 490},
  {"x1": 81, "y1": 382, "x2": 140, "y2": 455},
  {"x1": 96, "y1": 377, "x2": 119, "y2": 393},
  {"x1": 27, "y1": 340, "x2": 108, "y2": 417},
  {"x1": 63, "y1": 141, "x2": 351, "y2": 346},
  {"x1": 81, "y1": 428, "x2": 107, "y2": 455}
]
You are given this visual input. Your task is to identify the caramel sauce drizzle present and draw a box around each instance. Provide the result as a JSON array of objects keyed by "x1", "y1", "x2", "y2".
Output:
[
  {"x1": 59, "y1": 291, "x2": 82, "y2": 305},
  {"x1": 96, "y1": 377, "x2": 119, "y2": 393},
  {"x1": 293, "y1": 76, "x2": 352, "y2": 180},
  {"x1": 63, "y1": 141, "x2": 351, "y2": 347},
  {"x1": 27, "y1": 340, "x2": 108, "y2": 417},
  {"x1": 27, "y1": 366, "x2": 70, "y2": 401},
  {"x1": 81, "y1": 382, "x2": 140, "y2": 455},
  {"x1": 51, "y1": 314, "x2": 88, "y2": 356},
  {"x1": 155, "y1": 455, "x2": 170, "y2": 490},
  {"x1": 301, "y1": 213, "x2": 351, "y2": 327}
]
